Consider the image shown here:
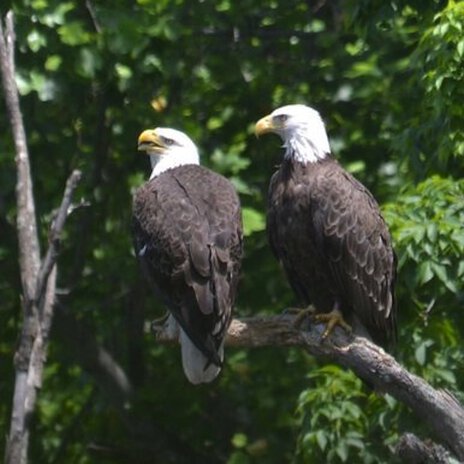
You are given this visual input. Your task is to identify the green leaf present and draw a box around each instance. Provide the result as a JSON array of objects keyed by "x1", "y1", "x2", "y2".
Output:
[
  {"x1": 316, "y1": 430, "x2": 327, "y2": 451},
  {"x1": 231, "y1": 433, "x2": 248, "y2": 449},
  {"x1": 457, "y1": 40, "x2": 464, "y2": 57},
  {"x1": 418, "y1": 261, "x2": 434, "y2": 285},
  {"x1": 415, "y1": 340, "x2": 434, "y2": 366},
  {"x1": 241, "y1": 207, "x2": 266, "y2": 236},
  {"x1": 335, "y1": 441, "x2": 349, "y2": 462},
  {"x1": 58, "y1": 21, "x2": 92, "y2": 46},
  {"x1": 430, "y1": 262, "x2": 457, "y2": 292},
  {"x1": 227, "y1": 451, "x2": 251, "y2": 464},
  {"x1": 76, "y1": 47, "x2": 102, "y2": 78},
  {"x1": 27, "y1": 29, "x2": 47, "y2": 52},
  {"x1": 426, "y1": 223, "x2": 438, "y2": 242},
  {"x1": 44, "y1": 55, "x2": 62, "y2": 72},
  {"x1": 415, "y1": 343, "x2": 427, "y2": 366},
  {"x1": 434, "y1": 368, "x2": 456, "y2": 385}
]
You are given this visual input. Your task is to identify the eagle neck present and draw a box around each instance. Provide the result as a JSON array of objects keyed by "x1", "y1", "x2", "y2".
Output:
[
  {"x1": 283, "y1": 129, "x2": 331, "y2": 164},
  {"x1": 149, "y1": 153, "x2": 199, "y2": 179}
]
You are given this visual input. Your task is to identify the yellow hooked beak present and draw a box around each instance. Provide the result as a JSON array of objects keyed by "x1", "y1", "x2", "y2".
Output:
[
  {"x1": 254, "y1": 114, "x2": 276, "y2": 137},
  {"x1": 137, "y1": 129, "x2": 165, "y2": 154}
]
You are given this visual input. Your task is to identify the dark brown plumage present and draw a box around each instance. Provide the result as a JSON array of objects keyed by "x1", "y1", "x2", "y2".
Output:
[
  {"x1": 267, "y1": 157, "x2": 396, "y2": 348},
  {"x1": 133, "y1": 128, "x2": 242, "y2": 383},
  {"x1": 256, "y1": 104, "x2": 397, "y2": 349}
]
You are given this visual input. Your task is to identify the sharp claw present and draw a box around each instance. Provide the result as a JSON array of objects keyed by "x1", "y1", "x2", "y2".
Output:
[
  {"x1": 288, "y1": 306, "x2": 316, "y2": 329},
  {"x1": 312, "y1": 307, "x2": 352, "y2": 340},
  {"x1": 278, "y1": 306, "x2": 316, "y2": 328}
]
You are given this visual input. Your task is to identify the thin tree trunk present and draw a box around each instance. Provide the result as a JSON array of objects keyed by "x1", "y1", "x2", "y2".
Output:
[
  {"x1": 1, "y1": 11, "x2": 82, "y2": 463},
  {"x1": 1, "y1": 12, "x2": 40, "y2": 463}
]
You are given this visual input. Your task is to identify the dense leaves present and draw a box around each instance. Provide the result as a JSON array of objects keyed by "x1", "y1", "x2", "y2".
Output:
[{"x1": 1, "y1": 0, "x2": 463, "y2": 462}]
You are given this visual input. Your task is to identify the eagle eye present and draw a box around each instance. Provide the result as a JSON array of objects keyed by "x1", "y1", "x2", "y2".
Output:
[
  {"x1": 274, "y1": 114, "x2": 289, "y2": 124},
  {"x1": 163, "y1": 137, "x2": 175, "y2": 146}
]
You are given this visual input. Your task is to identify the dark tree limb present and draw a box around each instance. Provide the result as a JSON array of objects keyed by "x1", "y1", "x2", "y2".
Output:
[
  {"x1": 154, "y1": 315, "x2": 464, "y2": 462},
  {"x1": 1, "y1": 11, "x2": 82, "y2": 464},
  {"x1": 54, "y1": 307, "x2": 133, "y2": 408},
  {"x1": 53, "y1": 305, "x2": 221, "y2": 464}
]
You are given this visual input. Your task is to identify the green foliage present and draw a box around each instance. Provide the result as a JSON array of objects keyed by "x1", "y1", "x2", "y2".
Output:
[
  {"x1": 1, "y1": 0, "x2": 464, "y2": 462},
  {"x1": 385, "y1": 176, "x2": 464, "y2": 305},
  {"x1": 296, "y1": 366, "x2": 401, "y2": 464},
  {"x1": 415, "y1": 1, "x2": 464, "y2": 161}
]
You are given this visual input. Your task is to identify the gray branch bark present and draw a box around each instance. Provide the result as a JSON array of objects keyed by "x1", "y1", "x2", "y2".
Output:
[
  {"x1": 0, "y1": 11, "x2": 40, "y2": 298},
  {"x1": 395, "y1": 433, "x2": 452, "y2": 464},
  {"x1": 154, "y1": 315, "x2": 464, "y2": 462},
  {"x1": 1, "y1": 11, "x2": 82, "y2": 464}
]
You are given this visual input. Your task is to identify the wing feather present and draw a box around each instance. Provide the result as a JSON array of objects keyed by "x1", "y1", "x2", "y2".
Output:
[
  {"x1": 317, "y1": 168, "x2": 396, "y2": 347},
  {"x1": 267, "y1": 159, "x2": 396, "y2": 349},
  {"x1": 132, "y1": 165, "x2": 242, "y2": 381}
]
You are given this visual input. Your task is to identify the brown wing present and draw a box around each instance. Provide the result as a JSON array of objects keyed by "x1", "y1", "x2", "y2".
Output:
[
  {"x1": 267, "y1": 159, "x2": 396, "y2": 349},
  {"x1": 132, "y1": 165, "x2": 243, "y2": 365},
  {"x1": 312, "y1": 165, "x2": 397, "y2": 348},
  {"x1": 267, "y1": 168, "x2": 314, "y2": 304}
]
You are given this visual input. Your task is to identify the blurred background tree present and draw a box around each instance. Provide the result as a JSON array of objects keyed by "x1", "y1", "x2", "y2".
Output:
[{"x1": 1, "y1": 0, "x2": 463, "y2": 462}]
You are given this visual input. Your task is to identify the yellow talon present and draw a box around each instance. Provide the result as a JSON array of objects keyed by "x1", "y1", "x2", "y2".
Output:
[
  {"x1": 313, "y1": 307, "x2": 352, "y2": 340},
  {"x1": 282, "y1": 305, "x2": 316, "y2": 329}
]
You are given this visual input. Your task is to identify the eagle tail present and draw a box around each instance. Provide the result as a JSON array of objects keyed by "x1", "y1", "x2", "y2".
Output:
[{"x1": 179, "y1": 329, "x2": 224, "y2": 384}]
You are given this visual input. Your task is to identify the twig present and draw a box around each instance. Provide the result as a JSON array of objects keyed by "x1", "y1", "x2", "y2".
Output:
[
  {"x1": 153, "y1": 315, "x2": 464, "y2": 461},
  {"x1": 85, "y1": 0, "x2": 101, "y2": 34}
]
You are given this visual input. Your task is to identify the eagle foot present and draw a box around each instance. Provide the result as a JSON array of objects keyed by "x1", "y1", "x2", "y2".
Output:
[
  {"x1": 312, "y1": 307, "x2": 352, "y2": 340},
  {"x1": 282, "y1": 306, "x2": 316, "y2": 329}
]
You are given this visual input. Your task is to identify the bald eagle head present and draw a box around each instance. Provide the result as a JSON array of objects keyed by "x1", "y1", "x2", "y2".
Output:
[
  {"x1": 138, "y1": 127, "x2": 200, "y2": 179},
  {"x1": 255, "y1": 104, "x2": 331, "y2": 164}
]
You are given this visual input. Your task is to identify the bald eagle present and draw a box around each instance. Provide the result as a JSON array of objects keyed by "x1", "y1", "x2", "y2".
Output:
[
  {"x1": 132, "y1": 127, "x2": 243, "y2": 384},
  {"x1": 255, "y1": 105, "x2": 397, "y2": 348}
]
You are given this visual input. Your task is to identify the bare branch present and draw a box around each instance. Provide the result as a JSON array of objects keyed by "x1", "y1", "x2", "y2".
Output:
[
  {"x1": 1, "y1": 11, "x2": 40, "y2": 464},
  {"x1": 0, "y1": 11, "x2": 40, "y2": 299},
  {"x1": 5, "y1": 11, "x2": 14, "y2": 65},
  {"x1": 85, "y1": 0, "x2": 102, "y2": 33},
  {"x1": 153, "y1": 315, "x2": 464, "y2": 461},
  {"x1": 34, "y1": 169, "x2": 82, "y2": 310},
  {"x1": 1, "y1": 12, "x2": 83, "y2": 464},
  {"x1": 54, "y1": 307, "x2": 133, "y2": 407}
]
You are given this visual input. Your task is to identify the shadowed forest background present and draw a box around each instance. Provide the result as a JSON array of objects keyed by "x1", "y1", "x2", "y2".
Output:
[{"x1": 1, "y1": 0, "x2": 464, "y2": 462}]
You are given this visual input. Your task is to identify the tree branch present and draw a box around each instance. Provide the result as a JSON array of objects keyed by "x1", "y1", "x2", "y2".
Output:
[
  {"x1": 395, "y1": 433, "x2": 452, "y2": 464},
  {"x1": 1, "y1": 11, "x2": 82, "y2": 464},
  {"x1": 153, "y1": 315, "x2": 464, "y2": 461},
  {"x1": 34, "y1": 169, "x2": 82, "y2": 309},
  {"x1": 54, "y1": 306, "x2": 133, "y2": 408},
  {"x1": 1, "y1": 11, "x2": 40, "y2": 464},
  {"x1": 0, "y1": 11, "x2": 40, "y2": 299}
]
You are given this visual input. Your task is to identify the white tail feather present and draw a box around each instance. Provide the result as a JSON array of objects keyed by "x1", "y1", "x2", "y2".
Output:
[{"x1": 179, "y1": 329, "x2": 223, "y2": 384}]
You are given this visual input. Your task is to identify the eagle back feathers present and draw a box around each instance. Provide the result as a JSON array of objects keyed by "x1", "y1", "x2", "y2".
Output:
[{"x1": 132, "y1": 164, "x2": 243, "y2": 378}]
